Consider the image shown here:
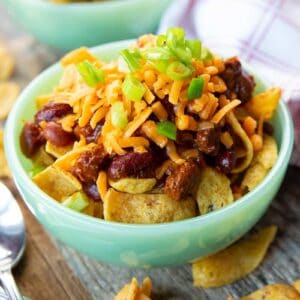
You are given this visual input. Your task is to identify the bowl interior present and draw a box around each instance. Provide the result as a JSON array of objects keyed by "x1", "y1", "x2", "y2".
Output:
[{"x1": 5, "y1": 40, "x2": 293, "y2": 230}]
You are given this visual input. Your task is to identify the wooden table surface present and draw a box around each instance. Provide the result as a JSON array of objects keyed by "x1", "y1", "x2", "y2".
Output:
[{"x1": 1, "y1": 5, "x2": 300, "y2": 300}]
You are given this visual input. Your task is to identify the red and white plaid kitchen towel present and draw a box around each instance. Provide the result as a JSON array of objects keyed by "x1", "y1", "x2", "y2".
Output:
[{"x1": 158, "y1": 0, "x2": 300, "y2": 165}]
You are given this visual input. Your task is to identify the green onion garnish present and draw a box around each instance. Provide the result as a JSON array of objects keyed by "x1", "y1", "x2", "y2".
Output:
[
  {"x1": 147, "y1": 60, "x2": 169, "y2": 73},
  {"x1": 201, "y1": 47, "x2": 213, "y2": 61},
  {"x1": 156, "y1": 120, "x2": 177, "y2": 141},
  {"x1": 187, "y1": 77, "x2": 204, "y2": 100},
  {"x1": 186, "y1": 39, "x2": 202, "y2": 59},
  {"x1": 166, "y1": 27, "x2": 185, "y2": 48},
  {"x1": 76, "y1": 60, "x2": 104, "y2": 87},
  {"x1": 62, "y1": 192, "x2": 89, "y2": 212},
  {"x1": 29, "y1": 166, "x2": 45, "y2": 177},
  {"x1": 166, "y1": 61, "x2": 193, "y2": 80},
  {"x1": 165, "y1": 27, "x2": 193, "y2": 65},
  {"x1": 141, "y1": 47, "x2": 175, "y2": 61},
  {"x1": 122, "y1": 75, "x2": 146, "y2": 102},
  {"x1": 120, "y1": 49, "x2": 141, "y2": 72},
  {"x1": 111, "y1": 101, "x2": 128, "y2": 129},
  {"x1": 157, "y1": 34, "x2": 166, "y2": 47},
  {"x1": 169, "y1": 46, "x2": 192, "y2": 65}
]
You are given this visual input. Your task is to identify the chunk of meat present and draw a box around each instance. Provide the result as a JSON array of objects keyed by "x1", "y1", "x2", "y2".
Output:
[
  {"x1": 196, "y1": 122, "x2": 219, "y2": 155},
  {"x1": 35, "y1": 102, "x2": 72, "y2": 124},
  {"x1": 71, "y1": 145, "x2": 108, "y2": 183},
  {"x1": 220, "y1": 57, "x2": 255, "y2": 103},
  {"x1": 43, "y1": 122, "x2": 75, "y2": 147},
  {"x1": 74, "y1": 123, "x2": 102, "y2": 143},
  {"x1": 108, "y1": 151, "x2": 155, "y2": 180},
  {"x1": 164, "y1": 161, "x2": 201, "y2": 201},
  {"x1": 20, "y1": 122, "x2": 45, "y2": 157}
]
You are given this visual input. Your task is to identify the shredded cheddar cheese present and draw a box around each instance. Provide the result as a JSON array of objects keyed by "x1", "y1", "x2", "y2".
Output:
[
  {"x1": 123, "y1": 107, "x2": 152, "y2": 138},
  {"x1": 141, "y1": 121, "x2": 168, "y2": 148},
  {"x1": 151, "y1": 101, "x2": 168, "y2": 121},
  {"x1": 96, "y1": 171, "x2": 107, "y2": 200},
  {"x1": 166, "y1": 141, "x2": 185, "y2": 165}
]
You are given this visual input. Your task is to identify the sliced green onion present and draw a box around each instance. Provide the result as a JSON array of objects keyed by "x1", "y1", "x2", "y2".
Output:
[
  {"x1": 120, "y1": 49, "x2": 141, "y2": 72},
  {"x1": 165, "y1": 27, "x2": 192, "y2": 65},
  {"x1": 62, "y1": 192, "x2": 89, "y2": 212},
  {"x1": 166, "y1": 61, "x2": 193, "y2": 80},
  {"x1": 122, "y1": 75, "x2": 146, "y2": 102},
  {"x1": 187, "y1": 77, "x2": 204, "y2": 100},
  {"x1": 186, "y1": 39, "x2": 202, "y2": 59},
  {"x1": 157, "y1": 34, "x2": 166, "y2": 47},
  {"x1": 171, "y1": 46, "x2": 192, "y2": 65},
  {"x1": 147, "y1": 60, "x2": 169, "y2": 73},
  {"x1": 156, "y1": 121, "x2": 177, "y2": 141},
  {"x1": 141, "y1": 47, "x2": 175, "y2": 61},
  {"x1": 111, "y1": 101, "x2": 128, "y2": 129},
  {"x1": 166, "y1": 27, "x2": 185, "y2": 47},
  {"x1": 29, "y1": 166, "x2": 45, "y2": 177},
  {"x1": 201, "y1": 47, "x2": 213, "y2": 61},
  {"x1": 76, "y1": 60, "x2": 104, "y2": 87}
]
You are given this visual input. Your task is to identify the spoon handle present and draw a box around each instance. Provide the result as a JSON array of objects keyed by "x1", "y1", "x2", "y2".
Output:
[{"x1": 0, "y1": 269, "x2": 23, "y2": 300}]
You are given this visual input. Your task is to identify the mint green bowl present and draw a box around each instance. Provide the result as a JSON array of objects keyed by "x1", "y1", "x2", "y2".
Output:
[
  {"x1": 4, "y1": 41, "x2": 294, "y2": 267},
  {"x1": 2, "y1": 0, "x2": 171, "y2": 51}
]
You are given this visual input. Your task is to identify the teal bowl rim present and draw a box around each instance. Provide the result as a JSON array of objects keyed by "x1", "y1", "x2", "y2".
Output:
[
  {"x1": 20, "y1": 0, "x2": 161, "y2": 10},
  {"x1": 4, "y1": 40, "x2": 294, "y2": 233}
]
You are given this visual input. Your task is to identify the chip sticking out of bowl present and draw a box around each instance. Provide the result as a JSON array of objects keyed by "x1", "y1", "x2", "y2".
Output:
[
  {"x1": 239, "y1": 283, "x2": 300, "y2": 300},
  {"x1": 245, "y1": 87, "x2": 281, "y2": 120},
  {"x1": 0, "y1": 45, "x2": 15, "y2": 80},
  {"x1": 0, "y1": 81, "x2": 20, "y2": 120},
  {"x1": 192, "y1": 225, "x2": 277, "y2": 288},
  {"x1": 115, "y1": 277, "x2": 152, "y2": 300},
  {"x1": 0, "y1": 129, "x2": 11, "y2": 178}
]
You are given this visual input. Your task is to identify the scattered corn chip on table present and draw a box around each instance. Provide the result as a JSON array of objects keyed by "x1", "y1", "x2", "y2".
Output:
[{"x1": 1, "y1": 5, "x2": 300, "y2": 300}]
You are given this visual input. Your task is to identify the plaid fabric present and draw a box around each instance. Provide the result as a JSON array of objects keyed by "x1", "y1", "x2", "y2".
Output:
[{"x1": 158, "y1": 0, "x2": 300, "y2": 165}]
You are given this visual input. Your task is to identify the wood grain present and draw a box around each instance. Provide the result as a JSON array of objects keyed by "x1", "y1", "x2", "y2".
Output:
[
  {"x1": 0, "y1": 4, "x2": 300, "y2": 300},
  {"x1": 3, "y1": 179, "x2": 92, "y2": 300}
]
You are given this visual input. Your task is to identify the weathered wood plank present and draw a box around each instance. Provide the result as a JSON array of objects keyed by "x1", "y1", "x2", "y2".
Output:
[
  {"x1": 1, "y1": 4, "x2": 299, "y2": 300},
  {"x1": 3, "y1": 179, "x2": 92, "y2": 300}
]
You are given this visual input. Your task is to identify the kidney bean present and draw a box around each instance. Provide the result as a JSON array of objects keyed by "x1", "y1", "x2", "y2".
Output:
[
  {"x1": 164, "y1": 161, "x2": 201, "y2": 201},
  {"x1": 74, "y1": 123, "x2": 102, "y2": 144},
  {"x1": 176, "y1": 130, "x2": 195, "y2": 146},
  {"x1": 71, "y1": 145, "x2": 108, "y2": 183},
  {"x1": 43, "y1": 122, "x2": 75, "y2": 147},
  {"x1": 108, "y1": 151, "x2": 155, "y2": 180},
  {"x1": 220, "y1": 57, "x2": 255, "y2": 103},
  {"x1": 215, "y1": 149, "x2": 236, "y2": 174},
  {"x1": 20, "y1": 122, "x2": 45, "y2": 157},
  {"x1": 35, "y1": 102, "x2": 72, "y2": 124},
  {"x1": 196, "y1": 121, "x2": 219, "y2": 155},
  {"x1": 82, "y1": 182, "x2": 101, "y2": 202}
]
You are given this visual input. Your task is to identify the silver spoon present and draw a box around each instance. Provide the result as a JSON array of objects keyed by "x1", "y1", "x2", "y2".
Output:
[{"x1": 0, "y1": 182, "x2": 25, "y2": 300}]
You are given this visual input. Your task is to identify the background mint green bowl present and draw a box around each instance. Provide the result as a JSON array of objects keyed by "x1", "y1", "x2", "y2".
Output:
[
  {"x1": 5, "y1": 40, "x2": 294, "y2": 267},
  {"x1": 2, "y1": 0, "x2": 172, "y2": 51}
]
